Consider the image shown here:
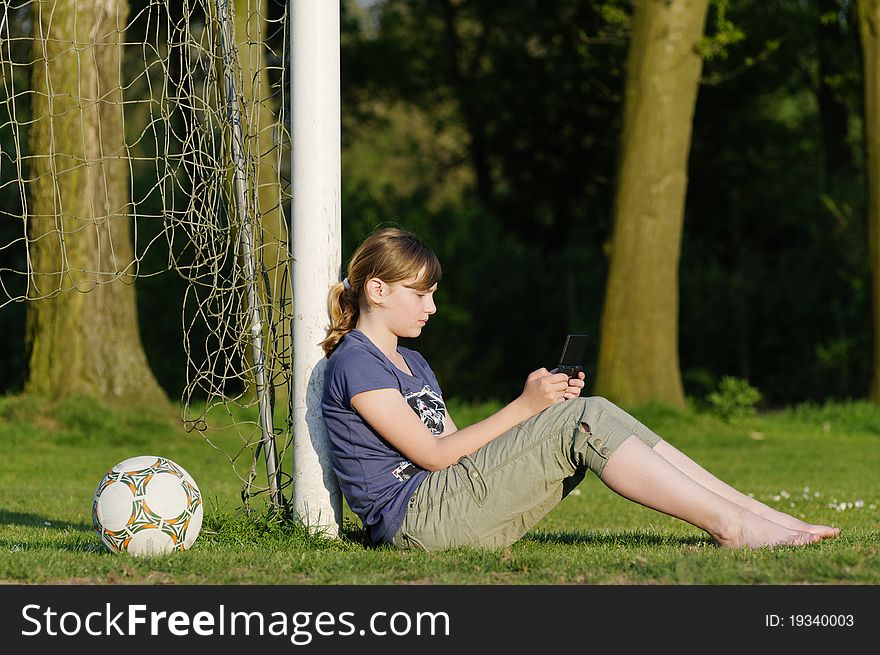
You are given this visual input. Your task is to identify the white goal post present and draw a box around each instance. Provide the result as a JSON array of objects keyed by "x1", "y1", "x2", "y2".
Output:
[{"x1": 290, "y1": 0, "x2": 343, "y2": 537}]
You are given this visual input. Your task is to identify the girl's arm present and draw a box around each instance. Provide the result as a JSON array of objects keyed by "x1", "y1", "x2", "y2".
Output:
[
  {"x1": 351, "y1": 368, "x2": 570, "y2": 471},
  {"x1": 439, "y1": 411, "x2": 458, "y2": 437},
  {"x1": 438, "y1": 372, "x2": 584, "y2": 439}
]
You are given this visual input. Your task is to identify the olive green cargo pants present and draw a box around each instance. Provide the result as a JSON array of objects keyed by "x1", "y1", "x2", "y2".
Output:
[{"x1": 390, "y1": 396, "x2": 662, "y2": 552}]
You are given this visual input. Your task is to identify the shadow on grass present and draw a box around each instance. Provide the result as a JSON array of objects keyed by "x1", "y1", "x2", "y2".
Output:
[
  {"x1": 0, "y1": 537, "x2": 106, "y2": 554},
  {"x1": 0, "y1": 508, "x2": 92, "y2": 533},
  {"x1": 523, "y1": 530, "x2": 710, "y2": 548}
]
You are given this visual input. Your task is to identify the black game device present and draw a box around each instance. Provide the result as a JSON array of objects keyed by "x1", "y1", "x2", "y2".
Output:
[{"x1": 553, "y1": 334, "x2": 588, "y2": 379}]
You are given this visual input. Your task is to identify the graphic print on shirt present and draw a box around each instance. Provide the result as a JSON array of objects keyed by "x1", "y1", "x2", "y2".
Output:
[
  {"x1": 392, "y1": 460, "x2": 420, "y2": 482},
  {"x1": 404, "y1": 385, "x2": 446, "y2": 435}
]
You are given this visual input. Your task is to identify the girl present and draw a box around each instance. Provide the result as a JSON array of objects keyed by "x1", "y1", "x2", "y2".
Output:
[{"x1": 320, "y1": 227, "x2": 839, "y2": 551}]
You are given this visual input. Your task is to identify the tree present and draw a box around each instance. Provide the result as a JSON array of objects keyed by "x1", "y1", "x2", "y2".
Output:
[
  {"x1": 818, "y1": 0, "x2": 858, "y2": 186},
  {"x1": 858, "y1": 0, "x2": 880, "y2": 401},
  {"x1": 593, "y1": 0, "x2": 711, "y2": 408},
  {"x1": 26, "y1": 0, "x2": 168, "y2": 408}
]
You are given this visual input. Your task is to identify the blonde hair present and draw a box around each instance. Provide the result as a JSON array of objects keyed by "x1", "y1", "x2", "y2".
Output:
[{"x1": 320, "y1": 226, "x2": 442, "y2": 357}]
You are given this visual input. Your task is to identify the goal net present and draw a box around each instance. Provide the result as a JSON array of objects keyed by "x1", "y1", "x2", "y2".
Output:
[{"x1": 0, "y1": 0, "x2": 293, "y2": 510}]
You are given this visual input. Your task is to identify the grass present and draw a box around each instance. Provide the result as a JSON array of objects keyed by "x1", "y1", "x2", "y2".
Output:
[{"x1": 0, "y1": 393, "x2": 878, "y2": 584}]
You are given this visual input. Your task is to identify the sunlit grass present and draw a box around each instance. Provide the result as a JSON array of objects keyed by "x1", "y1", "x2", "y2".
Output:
[{"x1": 0, "y1": 393, "x2": 877, "y2": 584}]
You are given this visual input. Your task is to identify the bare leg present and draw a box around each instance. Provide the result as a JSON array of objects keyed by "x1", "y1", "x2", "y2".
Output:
[
  {"x1": 653, "y1": 440, "x2": 839, "y2": 539},
  {"x1": 600, "y1": 436, "x2": 821, "y2": 549}
]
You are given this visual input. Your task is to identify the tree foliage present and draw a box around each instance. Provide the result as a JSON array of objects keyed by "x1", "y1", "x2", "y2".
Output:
[
  {"x1": 1, "y1": 0, "x2": 876, "y2": 409},
  {"x1": 340, "y1": 0, "x2": 873, "y2": 406}
]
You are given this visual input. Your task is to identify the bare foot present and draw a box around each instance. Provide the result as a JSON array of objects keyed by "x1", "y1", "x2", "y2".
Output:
[
  {"x1": 714, "y1": 509, "x2": 823, "y2": 549},
  {"x1": 803, "y1": 523, "x2": 840, "y2": 539},
  {"x1": 754, "y1": 508, "x2": 840, "y2": 540}
]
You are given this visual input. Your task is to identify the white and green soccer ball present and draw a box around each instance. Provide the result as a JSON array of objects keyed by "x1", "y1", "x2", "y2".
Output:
[{"x1": 92, "y1": 455, "x2": 203, "y2": 556}]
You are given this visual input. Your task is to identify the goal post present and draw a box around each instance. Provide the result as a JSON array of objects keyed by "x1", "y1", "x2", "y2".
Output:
[{"x1": 290, "y1": 0, "x2": 343, "y2": 537}]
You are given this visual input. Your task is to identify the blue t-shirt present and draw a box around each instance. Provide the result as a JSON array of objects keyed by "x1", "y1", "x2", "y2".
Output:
[{"x1": 321, "y1": 329, "x2": 447, "y2": 544}]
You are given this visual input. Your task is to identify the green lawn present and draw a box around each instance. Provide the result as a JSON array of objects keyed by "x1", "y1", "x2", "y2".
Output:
[{"x1": 0, "y1": 393, "x2": 877, "y2": 584}]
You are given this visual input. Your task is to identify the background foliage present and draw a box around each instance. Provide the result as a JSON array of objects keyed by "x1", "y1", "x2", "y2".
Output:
[
  {"x1": 0, "y1": 0, "x2": 872, "y2": 410},
  {"x1": 340, "y1": 0, "x2": 871, "y2": 407}
]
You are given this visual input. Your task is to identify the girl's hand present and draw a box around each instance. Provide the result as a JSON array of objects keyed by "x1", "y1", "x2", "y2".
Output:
[
  {"x1": 563, "y1": 371, "x2": 586, "y2": 400},
  {"x1": 518, "y1": 368, "x2": 570, "y2": 415}
]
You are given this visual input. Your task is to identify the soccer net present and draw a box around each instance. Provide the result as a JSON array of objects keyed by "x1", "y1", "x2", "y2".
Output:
[{"x1": 0, "y1": 0, "x2": 293, "y2": 510}]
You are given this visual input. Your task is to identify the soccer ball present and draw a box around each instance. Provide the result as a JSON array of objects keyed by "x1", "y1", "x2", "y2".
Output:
[{"x1": 92, "y1": 455, "x2": 204, "y2": 556}]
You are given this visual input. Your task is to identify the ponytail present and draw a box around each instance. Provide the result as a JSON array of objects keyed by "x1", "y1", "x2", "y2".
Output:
[{"x1": 320, "y1": 280, "x2": 359, "y2": 357}]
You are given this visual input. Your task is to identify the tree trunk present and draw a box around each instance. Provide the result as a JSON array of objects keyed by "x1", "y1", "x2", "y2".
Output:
[
  {"x1": 818, "y1": 0, "x2": 855, "y2": 180},
  {"x1": 26, "y1": 0, "x2": 168, "y2": 409},
  {"x1": 593, "y1": 0, "x2": 710, "y2": 408},
  {"x1": 439, "y1": 0, "x2": 495, "y2": 218},
  {"x1": 859, "y1": 0, "x2": 880, "y2": 402}
]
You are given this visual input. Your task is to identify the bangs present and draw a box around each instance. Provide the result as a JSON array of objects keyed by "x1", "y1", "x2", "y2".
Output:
[{"x1": 400, "y1": 242, "x2": 442, "y2": 291}]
